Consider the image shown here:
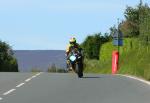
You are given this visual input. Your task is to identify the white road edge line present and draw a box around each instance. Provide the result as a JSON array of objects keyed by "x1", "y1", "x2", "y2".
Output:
[
  {"x1": 3, "y1": 89, "x2": 16, "y2": 95},
  {"x1": 117, "y1": 74, "x2": 150, "y2": 86},
  {"x1": 16, "y1": 83, "x2": 25, "y2": 88},
  {"x1": 0, "y1": 97, "x2": 3, "y2": 100}
]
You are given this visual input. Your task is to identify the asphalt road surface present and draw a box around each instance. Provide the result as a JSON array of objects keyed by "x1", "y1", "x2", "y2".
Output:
[{"x1": 0, "y1": 72, "x2": 150, "y2": 103}]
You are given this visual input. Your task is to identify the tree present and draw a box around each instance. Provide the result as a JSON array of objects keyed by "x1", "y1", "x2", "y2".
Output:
[
  {"x1": 81, "y1": 33, "x2": 109, "y2": 60},
  {"x1": 120, "y1": 0, "x2": 150, "y2": 38},
  {"x1": 109, "y1": 25, "x2": 118, "y2": 37},
  {"x1": 139, "y1": 2, "x2": 150, "y2": 44},
  {"x1": 0, "y1": 40, "x2": 18, "y2": 72},
  {"x1": 122, "y1": 6, "x2": 140, "y2": 37}
]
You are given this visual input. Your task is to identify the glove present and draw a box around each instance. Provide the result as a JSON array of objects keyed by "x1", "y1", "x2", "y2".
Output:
[{"x1": 66, "y1": 60, "x2": 70, "y2": 64}]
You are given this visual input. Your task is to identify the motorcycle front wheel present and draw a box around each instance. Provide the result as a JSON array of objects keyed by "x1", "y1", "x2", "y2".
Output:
[{"x1": 76, "y1": 62, "x2": 83, "y2": 78}]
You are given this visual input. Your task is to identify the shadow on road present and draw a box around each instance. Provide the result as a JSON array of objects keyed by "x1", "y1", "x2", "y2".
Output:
[{"x1": 82, "y1": 76, "x2": 101, "y2": 79}]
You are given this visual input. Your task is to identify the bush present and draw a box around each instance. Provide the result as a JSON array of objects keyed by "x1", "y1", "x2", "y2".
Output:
[
  {"x1": 47, "y1": 63, "x2": 67, "y2": 73},
  {"x1": 0, "y1": 40, "x2": 18, "y2": 72}
]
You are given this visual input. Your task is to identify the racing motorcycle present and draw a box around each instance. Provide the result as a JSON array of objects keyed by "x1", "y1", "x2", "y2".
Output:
[{"x1": 67, "y1": 48, "x2": 83, "y2": 78}]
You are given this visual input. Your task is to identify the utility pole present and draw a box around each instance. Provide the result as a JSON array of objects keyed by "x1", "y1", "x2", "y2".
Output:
[{"x1": 117, "y1": 18, "x2": 120, "y2": 53}]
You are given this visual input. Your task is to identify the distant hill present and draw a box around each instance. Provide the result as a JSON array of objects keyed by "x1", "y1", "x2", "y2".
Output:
[{"x1": 13, "y1": 50, "x2": 66, "y2": 72}]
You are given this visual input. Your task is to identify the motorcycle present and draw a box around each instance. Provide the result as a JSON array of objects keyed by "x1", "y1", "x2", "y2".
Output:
[{"x1": 67, "y1": 48, "x2": 83, "y2": 78}]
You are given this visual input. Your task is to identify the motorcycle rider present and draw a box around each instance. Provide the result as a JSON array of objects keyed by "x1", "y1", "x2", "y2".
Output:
[{"x1": 66, "y1": 37, "x2": 83, "y2": 71}]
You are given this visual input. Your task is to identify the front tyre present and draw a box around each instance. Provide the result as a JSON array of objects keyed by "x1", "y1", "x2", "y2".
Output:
[{"x1": 76, "y1": 62, "x2": 83, "y2": 78}]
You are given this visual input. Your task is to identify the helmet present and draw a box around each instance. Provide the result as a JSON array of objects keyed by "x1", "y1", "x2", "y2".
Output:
[{"x1": 69, "y1": 37, "x2": 76, "y2": 45}]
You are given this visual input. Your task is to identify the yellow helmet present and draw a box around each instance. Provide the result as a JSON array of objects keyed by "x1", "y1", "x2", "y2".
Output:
[{"x1": 69, "y1": 37, "x2": 76, "y2": 44}]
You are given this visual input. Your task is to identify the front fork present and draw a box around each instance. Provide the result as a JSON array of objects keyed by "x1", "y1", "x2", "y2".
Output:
[{"x1": 67, "y1": 61, "x2": 77, "y2": 73}]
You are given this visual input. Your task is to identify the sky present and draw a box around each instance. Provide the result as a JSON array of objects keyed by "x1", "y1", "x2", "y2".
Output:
[{"x1": 0, "y1": 0, "x2": 149, "y2": 50}]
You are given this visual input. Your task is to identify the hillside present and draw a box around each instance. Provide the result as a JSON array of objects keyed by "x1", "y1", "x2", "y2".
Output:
[{"x1": 14, "y1": 50, "x2": 66, "y2": 72}]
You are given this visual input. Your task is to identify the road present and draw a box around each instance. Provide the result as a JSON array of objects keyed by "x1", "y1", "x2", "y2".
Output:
[{"x1": 0, "y1": 72, "x2": 150, "y2": 103}]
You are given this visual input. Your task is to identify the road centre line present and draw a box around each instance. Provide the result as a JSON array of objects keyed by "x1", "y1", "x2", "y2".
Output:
[
  {"x1": 3, "y1": 89, "x2": 16, "y2": 96},
  {"x1": 36, "y1": 72, "x2": 42, "y2": 76},
  {"x1": 2, "y1": 72, "x2": 43, "y2": 98},
  {"x1": 25, "y1": 78, "x2": 32, "y2": 82},
  {"x1": 25, "y1": 72, "x2": 42, "y2": 82},
  {"x1": 31, "y1": 75, "x2": 37, "y2": 78},
  {"x1": 16, "y1": 83, "x2": 25, "y2": 88}
]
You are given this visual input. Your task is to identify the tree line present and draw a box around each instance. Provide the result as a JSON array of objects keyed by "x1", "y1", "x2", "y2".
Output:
[{"x1": 81, "y1": 0, "x2": 150, "y2": 60}]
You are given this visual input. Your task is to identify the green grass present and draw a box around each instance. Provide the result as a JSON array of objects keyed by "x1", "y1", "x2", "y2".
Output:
[
  {"x1": 84, "y1": 59, "x2": 111, "y2": 74},
  {"x1": 118, "y1": 46, "x2": 150, "y2": 80},
  {"x1": 84, "y1": 38, "x2": 150, "y2": 81}
]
